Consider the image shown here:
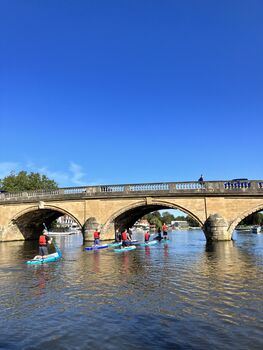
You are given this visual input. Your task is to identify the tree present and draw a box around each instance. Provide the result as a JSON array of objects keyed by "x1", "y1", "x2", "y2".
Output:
[
  {"x1": 185, "y1": 215, "x2": 200, "y2": 227},
  {"x1": 160, "y1": 211, "x2": 175, "y2": 224},
  {"x1": 0, "y1": 171, "x2": 58, "y2": 192},
  {"x1": 144, "y1": 211, "x2": 162, "y2": 230},
  {"x1": 240, "y1": 212, "x2": 263, "y2": 226}
]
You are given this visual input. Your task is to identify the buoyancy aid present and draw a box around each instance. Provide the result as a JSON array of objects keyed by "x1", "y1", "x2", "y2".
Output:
[
  {"x1": 94, "y1": 231, "x2": 100, "y2": 239},
  {"x1": 121, "y1": 231, "x2": 128, "y2": 240},
  {"x1": 39, "y1": 235, "x2": 47, "y2": 246},
  {"x1": 145, "y1": 232, "x2": 150, "y2": 241}
]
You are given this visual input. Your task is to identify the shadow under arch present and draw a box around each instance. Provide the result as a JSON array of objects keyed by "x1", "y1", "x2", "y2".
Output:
[
  {"x1": 229, "y1": 203, "x2": 263, "y2": 235},
  {"x1": 104, "y1": 199, "x2": 203, "y2": 235},
  {"x1": 10, "y1": 204, "x2": 82, "y2": 240}
]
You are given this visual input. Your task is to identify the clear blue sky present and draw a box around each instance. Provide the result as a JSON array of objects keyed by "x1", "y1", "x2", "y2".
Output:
[{"x1": 1, "y1": 0, "x2": 262, "y2": 187}]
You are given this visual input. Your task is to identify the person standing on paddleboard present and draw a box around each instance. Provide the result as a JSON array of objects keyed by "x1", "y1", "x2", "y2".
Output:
[
  {"x1": 121, "y1": 229, "x2": 130, "y2": 247},
  {"x1": 39, "y1": 229, "x2": 52, "y2": 257},
  {"x1": 162, "y1": 223, "x2": 168, "y2": 240},
  {"x1": 94, "y1": 229, "x2": 100, "y2": 245}
]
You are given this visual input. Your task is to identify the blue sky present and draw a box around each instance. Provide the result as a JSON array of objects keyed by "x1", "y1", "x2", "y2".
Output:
[{"x1": 1, "y1": 0, "x2": 263, "y2": 187}]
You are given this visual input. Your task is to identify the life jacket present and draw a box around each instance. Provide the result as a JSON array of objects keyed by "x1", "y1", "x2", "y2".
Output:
[
  {"x1": 162, "y1": 224, "x2": 167, "y2": 232},
  {"x1": 39, "y1": 235, "x2": 47, "y2": 246},
  {"x1": 121, "y1": 232, "x2": 128, "y2": 240},
  {"x1": 94, "y1": 231, "x2": 100, "y2": 239},
  {"x1": 145, "y1": 232, "x2": 150, "y2": 241}
]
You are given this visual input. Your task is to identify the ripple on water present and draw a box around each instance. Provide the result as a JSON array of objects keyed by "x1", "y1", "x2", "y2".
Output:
[{"x1": 0, "y1": 231, "x2": 263, "y2": 349}]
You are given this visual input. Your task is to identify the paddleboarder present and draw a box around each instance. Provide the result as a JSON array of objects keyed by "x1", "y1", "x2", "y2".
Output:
[
  {"x1": 144, "y1": 231, "x2": 150, "y2": 243},
  {"x1": 121, "y1": 229, "x2": 130, "y2": 247},
  {"x1": 162, "y1": 223, "x2": 168, "y2": 240},
  {"x1": 94, "y1": 229, "x2": 100, "y2": 245},
  {"x1": 38, "y1": 229, "x2": 52, "y2": 257}
]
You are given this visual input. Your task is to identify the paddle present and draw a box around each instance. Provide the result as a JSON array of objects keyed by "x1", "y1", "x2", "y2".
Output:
[{"x1": 43, "y1": 223, "x2": 62, "y2": 257}]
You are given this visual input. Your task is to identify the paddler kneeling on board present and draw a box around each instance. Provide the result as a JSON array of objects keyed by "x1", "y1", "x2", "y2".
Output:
[
  {"x1": 34, "y1": 229, "x2": 52, "y2": 259},
  {"x1": 121, "y1": 229, "x2": 131, "y2": 248},
  {"x1": 144, "y1": 231, "x2": 150, "y2": 243}
]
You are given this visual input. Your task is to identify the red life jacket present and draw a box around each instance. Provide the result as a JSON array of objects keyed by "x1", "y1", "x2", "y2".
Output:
[
  {"x1": 162, "y1": 224, "x2": 167, "y2": 232},
  {"x1": 94, "y1": 231, "x2": 100, "y2": 239},
  {"x1": 39, "y1": 235, "x2": 47, "y2": 246},
  {"x1": 121, "y1": 232, "x2": 128, "y2": 240},
  {"x1": 145, "y1": 232, "x2": 150, "y2": 241}
]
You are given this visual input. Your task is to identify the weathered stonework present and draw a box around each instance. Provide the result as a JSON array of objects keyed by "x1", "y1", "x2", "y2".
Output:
[
  {"x1": 204, "y1": 214, "x2": 231, "y2": 241},
  {"x1": 0, "y1": 180, "x2": 263, "y2": 242}
]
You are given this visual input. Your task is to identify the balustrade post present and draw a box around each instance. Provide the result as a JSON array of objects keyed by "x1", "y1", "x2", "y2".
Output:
[
  {"x1": 124, "y1": 185, "x2": 130, "y2": 194},
  {"x1": 169, "y1": 183, "x2": 176, "y2": 192},
  {"x1": 249, "y1": 181, "x2": 256, "y2": 191}
]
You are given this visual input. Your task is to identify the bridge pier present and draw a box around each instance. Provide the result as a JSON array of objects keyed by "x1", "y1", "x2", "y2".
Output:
[
  {"x1": 204, "y1": 214, "x2": 232, "y2": 241},
  {"x1": 83, "y1": 218, "x2": 115, "y2": 242}
]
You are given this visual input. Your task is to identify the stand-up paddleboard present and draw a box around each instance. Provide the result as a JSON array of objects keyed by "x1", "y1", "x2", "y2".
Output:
[
  {"x1": 140, "y1": 241, "x2": 158, "y2": 247},
  {"x1": 27, "y1": 252, "x2": 61, "y2": 265},
  {"x1": 27, "y1": 228, "x2": 62, "y2": 265},
  {"x1": 113, "y1": 245, "x2": 136, "y2": 253},
  {"x1": 85, "y1": 244, "x2": 108, "y2": 251},
  {"x1": 108, "y1": 242, "x2": 122, "y2": 247},
  {"x1": 161, "y1": 239, "x2": 170, "y2": 243},
  {"x1": 130, "y1": 240, "x2": 139, "y2": 244}
]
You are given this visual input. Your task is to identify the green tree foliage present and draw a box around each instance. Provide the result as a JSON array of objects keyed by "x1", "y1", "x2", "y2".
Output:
[
  {"x1": 0, "y1": 171, "x2": 58, "y2": 192},
  {"x1": 144, "y1": 211, "x2": 162, "y2": 230},
  {"x1": 239, "y1": 212, "x2": 263, "y2": 226},
  {"x1": 160, "y1": 211, "x2": 175, "y2": 224},
  {"x1": 185, "y1": 215, "x2": 200, "y2": 227}
]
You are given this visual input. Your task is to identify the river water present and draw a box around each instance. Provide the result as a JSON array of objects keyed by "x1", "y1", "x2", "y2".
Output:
[{"x1": 0, "y1": 230, "x2": 262, "y2": 350}]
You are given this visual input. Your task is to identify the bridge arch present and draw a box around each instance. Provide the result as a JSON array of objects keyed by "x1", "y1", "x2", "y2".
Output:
[
  {"x1": 229, "y1": 204, "x2": 263, "y2": 235},
  {"x1": 103, "y1": 199, "x2": 203, "y2": 237},
  {"x1": 9, "y1": 204, "x2": 82, "y2": 240}
]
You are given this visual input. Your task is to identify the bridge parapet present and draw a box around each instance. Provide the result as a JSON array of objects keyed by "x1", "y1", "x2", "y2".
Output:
[{"x1": 0, "y1": 180, "x2": 263, "y2": 203}]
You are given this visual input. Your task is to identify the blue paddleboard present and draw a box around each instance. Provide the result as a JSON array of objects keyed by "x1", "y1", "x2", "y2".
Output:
[
  {"x1": 85, "y1": 244, "x2": 108, "y2": 251},
  {"x1": 113, "y1": 245, "x2": 136, "y2": 253},
  {"x1": 27, "y1": 252, "x2": 61, "y2": 265},
  {"x1": 108, "y1": 242, "x2": 122, "y2": 247},
  {"x1": 140, "y1": 241, "x2": 158, "y2": 247}
]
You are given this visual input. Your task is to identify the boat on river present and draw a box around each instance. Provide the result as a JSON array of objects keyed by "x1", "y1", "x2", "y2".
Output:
[
  {"x1": 251, "y1": 225, "x2": 261, "y2": 234},
  {"x1": 48, "y1": 231, "x2": 73, "y2": 236}
]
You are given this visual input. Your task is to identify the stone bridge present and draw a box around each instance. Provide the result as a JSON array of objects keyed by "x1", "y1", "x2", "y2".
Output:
[{"x1": 0, "y1": 180, "x2": 263, "y2": 242}]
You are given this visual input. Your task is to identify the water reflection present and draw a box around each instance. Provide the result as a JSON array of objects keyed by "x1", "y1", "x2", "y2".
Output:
[{"x1": 0, "y1": 230, "x2": 262, "y2": 350}]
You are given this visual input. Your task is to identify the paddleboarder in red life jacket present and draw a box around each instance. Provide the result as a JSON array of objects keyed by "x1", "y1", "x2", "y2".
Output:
[
  {"x1": 93, "y1": 229, "x2": 100, "y2": 245},
  {"x1": 144, "y1": 231, "x2": 150, "y2": 243},
  {"x1": 162, "y1": 223, "x2": 168, "y2": 240},
  {"x1": 121, "y1": 229, "x2": 130, "y2": 247},
  {"x1": 38, "y1": 229, "x2": 52, "y2": 257}
]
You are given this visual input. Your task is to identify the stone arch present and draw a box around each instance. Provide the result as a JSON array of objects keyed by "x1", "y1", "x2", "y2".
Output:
[
  {"x1": 229, "y1": 203, "x2": 263, "y2": 234},
  {"x1": 103, "y1": 198, "x2": 203, "y2": 238},
  {"x1": 9, "y1": 204, "x2": 82, "y2": 240}
]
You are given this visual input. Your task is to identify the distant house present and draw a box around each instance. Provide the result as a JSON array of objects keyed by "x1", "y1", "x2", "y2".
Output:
[{"x1": 171, "y1": 220, "x2": 189, "y2": 230}]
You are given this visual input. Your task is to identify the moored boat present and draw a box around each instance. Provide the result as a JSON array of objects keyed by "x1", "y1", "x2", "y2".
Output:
[{"x1": 251, "y1": 225, "x2": 261, "y2": 234}]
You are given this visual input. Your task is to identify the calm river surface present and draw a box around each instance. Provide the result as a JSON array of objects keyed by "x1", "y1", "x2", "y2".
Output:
[{"x1": 0, "y1": 230, "x2": 262, "y2": 350}]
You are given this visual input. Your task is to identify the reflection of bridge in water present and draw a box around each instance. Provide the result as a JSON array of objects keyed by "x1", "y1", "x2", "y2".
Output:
[{"x1": 0, "y1": 180, "x2": 263, "y2": 242}]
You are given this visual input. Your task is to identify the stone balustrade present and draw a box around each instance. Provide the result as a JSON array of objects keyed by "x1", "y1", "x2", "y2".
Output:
[{"x1": 0, "y1": 180, "x2": 263, "y2": 202}]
